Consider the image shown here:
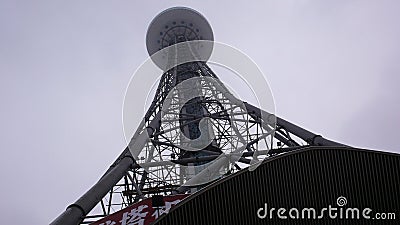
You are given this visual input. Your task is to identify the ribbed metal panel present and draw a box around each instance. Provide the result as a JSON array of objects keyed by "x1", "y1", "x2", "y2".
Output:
[{"x1": 154, "y1": 147, "x2": 400, "y2": 225}]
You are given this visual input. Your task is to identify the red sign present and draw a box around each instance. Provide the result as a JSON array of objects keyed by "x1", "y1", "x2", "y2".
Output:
[{"x1": 91, "y1": 194, "x2": 188, "y2": 225}]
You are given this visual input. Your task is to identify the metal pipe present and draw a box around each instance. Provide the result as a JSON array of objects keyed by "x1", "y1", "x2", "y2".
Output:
[
  {"x1": 244, "y1": 102, "x2": 346, "y2": 147},
  {"x1": 50, "y1": 113, "x2": 164, "y2": 225},
  {"x1": 50, "y1": 156, "x2": 138, "y2": 225}
]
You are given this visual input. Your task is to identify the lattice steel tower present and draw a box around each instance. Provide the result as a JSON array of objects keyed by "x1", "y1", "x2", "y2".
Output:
[{"x1": 51, "y1": 7, "x2": 343, "y2": 225}]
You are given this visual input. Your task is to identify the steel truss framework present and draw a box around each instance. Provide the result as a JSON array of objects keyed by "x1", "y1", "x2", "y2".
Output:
[
  {"x1": 51, "y1": 58, "x2": 344, "y2": 225},
  {"x1": 51, "y1": 8, "x2": 345, "y2": 225}
]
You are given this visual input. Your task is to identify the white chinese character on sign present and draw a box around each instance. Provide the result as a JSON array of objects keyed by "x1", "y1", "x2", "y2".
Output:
[
  {"x1": 120, "y1": 204, "x2": 149, "y2": 225},
  {"x1": 152, "y1": 199, "x2": 182, "y2": 219},
  {"x1": 99, "y1": 220, "x2": 116, "y2": 225}
]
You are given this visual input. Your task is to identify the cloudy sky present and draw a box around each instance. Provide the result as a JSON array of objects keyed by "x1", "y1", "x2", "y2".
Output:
[{"x1": 1, "y1": 1, "x2": 399, "y2": 224}]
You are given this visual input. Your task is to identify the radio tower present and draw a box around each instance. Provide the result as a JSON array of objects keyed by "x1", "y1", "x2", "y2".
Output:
[{"x1": 51, "y1": 7, "x2": 343, "y2": 225}]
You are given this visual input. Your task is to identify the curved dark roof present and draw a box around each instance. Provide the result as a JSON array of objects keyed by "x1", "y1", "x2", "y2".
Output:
[{"x1": 154, "y1": 146, "x2": 400, "y2": 225}]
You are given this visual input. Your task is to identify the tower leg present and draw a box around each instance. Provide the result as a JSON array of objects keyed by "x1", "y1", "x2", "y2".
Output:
[{"x1": 50, "y1": 152, "x2": 136, "y2": 225}]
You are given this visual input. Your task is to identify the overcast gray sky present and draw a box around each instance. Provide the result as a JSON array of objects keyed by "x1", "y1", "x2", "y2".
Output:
[{"x1": 1, "y1": 1, "x2": 399, "y2": 224}]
